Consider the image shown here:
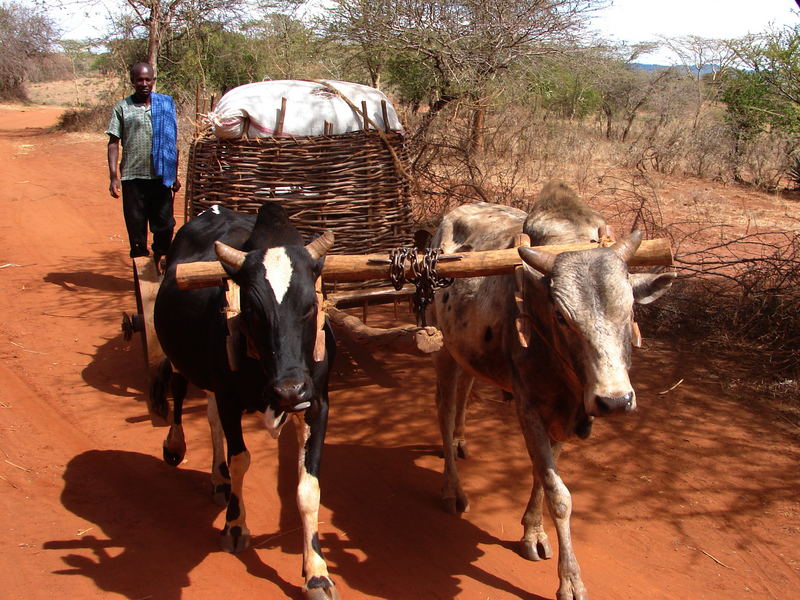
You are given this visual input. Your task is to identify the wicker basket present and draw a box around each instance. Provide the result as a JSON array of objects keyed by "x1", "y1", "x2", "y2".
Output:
[{"x1": 185, "y1": 129, "x2": 414, "y2": 256}]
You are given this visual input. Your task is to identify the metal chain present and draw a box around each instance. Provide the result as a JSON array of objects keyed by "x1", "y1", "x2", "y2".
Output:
[
  {"x1": 389, "y1": 247, "x2": 453, "y2": 326},
  {"x1": 389, "y1": 247, "x2": 413, "y2": 290}
]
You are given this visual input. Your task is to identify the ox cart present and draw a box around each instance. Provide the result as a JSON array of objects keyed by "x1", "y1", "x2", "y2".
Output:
[
  {"x1": 120, "y1": 79, "x2": 676, "y2": 600},
  {"x1": 122, "y1": 79, "x2": 674, "y2": 426}
]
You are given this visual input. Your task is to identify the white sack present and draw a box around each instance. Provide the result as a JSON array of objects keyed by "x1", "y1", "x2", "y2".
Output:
[{"x1": 207, "y1": 79, "x2": 403, "y2": 139}]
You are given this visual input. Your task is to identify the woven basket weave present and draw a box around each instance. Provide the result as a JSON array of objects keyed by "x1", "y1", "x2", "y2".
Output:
[{"x1": 185, "y1": 129, "x2": 414, "y2": 256}]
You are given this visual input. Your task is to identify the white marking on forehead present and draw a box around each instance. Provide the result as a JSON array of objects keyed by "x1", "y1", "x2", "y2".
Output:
[{"x1": 263, "y1": 247, "x2": 293, "y2": 304}]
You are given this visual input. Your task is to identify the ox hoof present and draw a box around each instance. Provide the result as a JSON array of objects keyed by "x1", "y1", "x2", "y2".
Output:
[
  {"x1": 456, "y1": 440, "x2": 469, "y2": 459},
  {"x1": 211, "y1": 482, "x2": 231, "y2": 507},
  {"x1": 442, "y1": 494, "x2": 470, "y2": 515},
  {"x1": 162, "y1": 443, "x2": 185, "y2": 467},
  {"x1": 220, "y1": 526, "x2": 250, "y2": 553},
  {"x1": 304, "y1": 576, "x2": 339, "y2": 600},
  {"x1": 162, "y1": 426, "x2": 186, "y2": 467},
  {"x1": 520, "y1": 536, "x2": 553, "y2": 561},
  {"x1": 557, "y1": 579, "x2": 588, "y2": 600}
]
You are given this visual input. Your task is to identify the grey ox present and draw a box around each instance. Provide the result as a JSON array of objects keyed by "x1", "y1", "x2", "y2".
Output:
[{"x1": 430, "y1": 181, "x2": 675, "y2": 600}]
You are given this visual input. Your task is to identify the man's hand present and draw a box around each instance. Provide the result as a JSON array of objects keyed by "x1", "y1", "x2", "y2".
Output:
[
  {"x1": 109, "y1": 176, "x2": 121, "y2": 198},
  {"x1": 171, "y1": 179, "x2": 181, "y2": 193}
]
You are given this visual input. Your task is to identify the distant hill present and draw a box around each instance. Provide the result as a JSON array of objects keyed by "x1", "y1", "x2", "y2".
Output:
[{"x1": 631, "y1": 62, "x2": 720, "y2": 76}]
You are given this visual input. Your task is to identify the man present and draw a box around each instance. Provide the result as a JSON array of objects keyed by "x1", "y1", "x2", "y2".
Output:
[{"x1": 107, "y1": 62, "x2": 180, "y2": 270}]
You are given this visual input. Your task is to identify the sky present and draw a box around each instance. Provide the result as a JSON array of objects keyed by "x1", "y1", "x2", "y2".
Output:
[
  {"x1": 46, "y1": 1, "x2": 111, "y2": 42},
  {"x1": 590, "y1": 0, "x2": 799, "y2": 63},
  {"x1": 40, "y1": 0, "x2": 800, "y2": 64}
]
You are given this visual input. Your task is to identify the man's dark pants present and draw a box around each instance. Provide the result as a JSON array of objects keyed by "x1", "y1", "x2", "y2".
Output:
[{"x1": 121, "y1": 178, "x2": 175, "y2": 259}]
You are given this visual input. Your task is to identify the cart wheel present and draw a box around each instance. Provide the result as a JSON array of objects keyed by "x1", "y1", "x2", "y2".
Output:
[
  {"x1": 121, "y1": 312, "x2": 144, "y2": 342},
  {"x1": 130, "y1": 256, "x2": 171, "y2": 427}
]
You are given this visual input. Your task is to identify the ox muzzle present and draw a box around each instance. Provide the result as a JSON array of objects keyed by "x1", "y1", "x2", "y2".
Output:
[
  {"x1": 273, "y1": 378, "x2": 312, "y2": 412},
  {"x1": 592, "y1": 391, "x2": 635, "y2": 416}
]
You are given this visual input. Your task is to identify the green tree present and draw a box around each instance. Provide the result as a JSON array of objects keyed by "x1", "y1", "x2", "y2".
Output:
[
  {"x1": 245, "y1": 12, "x2": 329, "y2": 81},
  {"x1": 102, "y1": 0, "x2": 248, "y2": 77},
  {"x1": 322, "y1": 0, "x2": 392, "y2": 88},
  {"x1": 524, "y1": 52, "x2": 603, "y2": 119},
  {"x1": 157, "y1": 22, "x2": 260, "y2": 98},
  {"x1": 730, "y1": 23, "x2": 800, "y2": 107},
  {"x1": 385, "y1": 51, "x2": 439, "y2": 112},
  {"x1": 725, "y1": 23, "x2": 800, "y2": 136},
  {"x1": 323, "y1": 0, "x2": 606, "y2": 152},
  {"x1": 721, "y1": 71, "x2": 789, "y2": 137},
  {"x1": 722, "y1": 23, "x2": 800, "y2": 185}
]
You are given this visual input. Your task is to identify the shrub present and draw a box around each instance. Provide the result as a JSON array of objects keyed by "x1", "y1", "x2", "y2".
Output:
[{"x1": 56, "y1": 103, "x2": 112, "y2": 132}]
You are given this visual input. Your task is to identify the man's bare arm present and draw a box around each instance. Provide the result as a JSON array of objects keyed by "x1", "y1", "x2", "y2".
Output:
[{"x1": 107, "y1": 135, "x2": 121, "y2": 198}]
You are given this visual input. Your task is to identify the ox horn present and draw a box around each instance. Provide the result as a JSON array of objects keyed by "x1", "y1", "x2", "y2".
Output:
[
  {"x1": 305, "y1": 230, "x2": 335, "y2": 260},
  {"x1": 518, "y1": 246, "x2": 556, "y2": 275},
  {"x1": 214, "y1": 241, "x2": 247, "y2": 272},
  {"x1": 610, "y1": 230, "x2": 643, "y2": 264}
]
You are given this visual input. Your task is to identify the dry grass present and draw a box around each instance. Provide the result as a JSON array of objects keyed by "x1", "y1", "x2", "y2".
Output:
[{"x1": 26, "y1": 76, "x2": 120, "y2": 107}]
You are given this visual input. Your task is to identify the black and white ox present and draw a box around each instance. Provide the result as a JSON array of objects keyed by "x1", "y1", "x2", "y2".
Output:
[
  {"x1": 153, "y1": 202, "x2": 339, "y2": 600},
  {"x1": 430, "y1": 181, "x2": 675, "y2": 600}
]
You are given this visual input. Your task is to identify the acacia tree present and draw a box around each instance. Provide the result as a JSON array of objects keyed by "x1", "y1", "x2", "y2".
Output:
[
  {"x1": 722, "y1": 22, "x2": 800, "y2": 186},
  {"x1": 322, "y1": 0, "x2": 393, "y2": 89},
  {"x1": 596, "y1": 62, "x2": 676, "y2": 142},
  {"x1": 729, "y1": 23, "x2": 800, "y2": 108},
  {"x1": 659, "y1": 35, "x2": 737, "y2": 136},
  {"x1": 98, "y1": 0, "x2": 249, "y2": 77},
  {"x1": 0, "y1": 2, "x2": 59, "y2": 100},
  {"x1": 324, "y1": 0, "x2": 606, "y2": 152},
  {"x1": 661, "y1": 35, "x2": 736, "y2": 84},
  {"x1": 244, "y1": 12, "x2": 328, "y2": 81}
]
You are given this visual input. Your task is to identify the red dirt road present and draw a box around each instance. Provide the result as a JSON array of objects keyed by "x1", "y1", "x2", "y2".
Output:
[{"x1": 0, "y1": 105, "x2": 798, "y2": 600}]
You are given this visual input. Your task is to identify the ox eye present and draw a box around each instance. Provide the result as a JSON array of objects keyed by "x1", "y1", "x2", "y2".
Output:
[{"x1": 555, "y1": 310, "x2": 568, "y2": 325}]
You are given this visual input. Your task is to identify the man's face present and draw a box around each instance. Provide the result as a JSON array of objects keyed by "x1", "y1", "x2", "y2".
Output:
[{"x1": 131, "y1": 66, "x2": 155, "y2": 100}]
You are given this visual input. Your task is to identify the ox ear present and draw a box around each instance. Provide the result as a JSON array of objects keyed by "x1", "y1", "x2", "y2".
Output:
[
  {"x1": 519, "y1": 246, "x2": 556, "y2": 275},
  {"x1": 215, "y1": 241, "x2": 247, "y2": 275},
  {"x1": 630, "y1": 271, "x2": 676, "y2": 305}
]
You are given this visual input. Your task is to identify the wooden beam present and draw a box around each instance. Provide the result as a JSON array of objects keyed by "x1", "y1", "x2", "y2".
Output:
[
  {"x1": 327, "y1": 284, "x2": 415, "y2": 308},
  {"x1": 176, "y1": 237, "x2": 673, "y2": 290},
  {"x1": 326, "y1": 306, "x2": 443, "y2": 356}
]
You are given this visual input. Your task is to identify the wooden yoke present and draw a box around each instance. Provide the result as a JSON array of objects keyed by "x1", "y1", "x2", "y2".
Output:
[
  {"x1": 514, "y1": 233, "x2": 533, "y2": 349},
  {"x1": 176, "y1": 237, "x2": 674, "y2": 290},
  {"x1": 224, "y1": 280, "x2": 242, "y2": 371},
  {"x1": 183, "y1": 233, "x2": 669, "y2": 360},
  {"x1": 313, "y1": 277, "x2": 326, "y2": 362}
]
